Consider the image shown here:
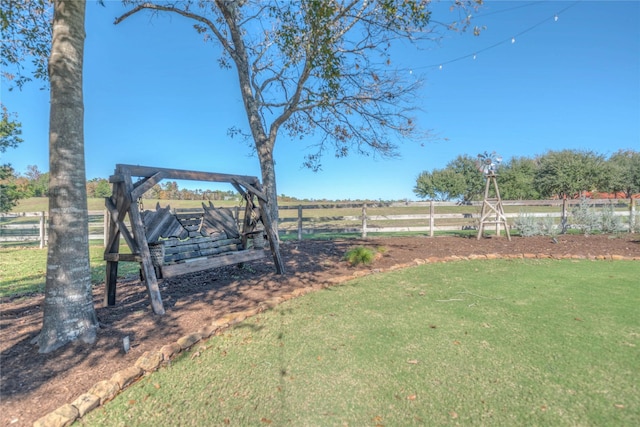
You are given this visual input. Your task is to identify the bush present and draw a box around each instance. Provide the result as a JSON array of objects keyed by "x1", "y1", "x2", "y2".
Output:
[
  {"x1": 633, "y1": 212, "x2": 640, "y2": 233},
  {"x1": 343, "y1": 246, "x2": 375, "y2": 266},
  {"x1": 599, "y1": 203, "x2": 624, "y2": 234},
  {"x1": 570, "y1": 197, "x2": 627, "y2": 235},
  {"x1": 513, "y1": 211, "x2": 560, "y2": 237},
  {"x1": 571, "y1": 197, "x2": 600, "y2": 235}
]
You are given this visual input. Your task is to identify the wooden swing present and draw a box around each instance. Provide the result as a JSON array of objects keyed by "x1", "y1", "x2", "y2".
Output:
[{"x1": 103, "y1": 164, "x2": 285, "y2": 315}]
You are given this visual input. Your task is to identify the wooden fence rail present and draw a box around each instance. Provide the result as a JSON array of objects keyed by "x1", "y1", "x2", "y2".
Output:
[{"x1": 1, "y1": 199, "x2": 637, "y2": 247}]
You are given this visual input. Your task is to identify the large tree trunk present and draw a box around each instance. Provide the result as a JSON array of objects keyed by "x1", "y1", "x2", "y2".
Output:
[{"x1": 36, "y1": 0, "x2": 98, "y2": 354}]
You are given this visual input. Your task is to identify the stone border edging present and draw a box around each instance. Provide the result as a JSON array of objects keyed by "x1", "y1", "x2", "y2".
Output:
[{"x1": 33, "y1": 253, "x2": 639, "y2": 426}]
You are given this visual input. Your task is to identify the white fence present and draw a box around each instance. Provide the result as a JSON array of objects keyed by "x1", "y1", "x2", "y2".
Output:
[{"x1": 1, "y1": 199, "x2": 637, "y2": 247}]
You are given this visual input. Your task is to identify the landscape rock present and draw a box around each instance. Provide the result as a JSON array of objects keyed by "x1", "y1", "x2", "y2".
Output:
[
  {"x1": 33, "y1": 404, "x2": 78, "y2": 427},
  {"x1": 177, "y1": 332, "x2": 203, "y2": 350},
  {"x1": 71, "y1": 393, "x2": 100, "y2": 417},
  {"x1": 88, "y1": 380, "x2": 120, "y2": 405},
  {"x1": 135, "y1": 351, "x2": 164, "y2": 372},
  {"x1": 111, "y1": 366, "x2": 143, "y2": 389},
  {"x1": 160, "y1": 342, "x2": 182, "y2": 360}
]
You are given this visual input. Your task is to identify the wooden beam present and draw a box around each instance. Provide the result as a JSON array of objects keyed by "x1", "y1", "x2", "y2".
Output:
[
  {"x1": 105, "y1": 197, "x2": 137, "y2": 251},
  {"x1": 104, "y1": 253, "x2": 140, "y2": 262},
  {"x1": 233, "y1": 178, "x2": 267, "y2": 202},
  {"x1": 121, "y1": 168, "x2": 166, "y2": 315},
  {"x1": 117, "y1": 164, "x2": 260, "y2": 186},
  {"x1": 131, "y1": 171, "x2": 166, "y2": 201},
  {"x1": 256, "y1": 196, "x2": 285, "y2": 274},
  {"x1": 161, "y1": 250, "x2": 268, "y2": 278}
]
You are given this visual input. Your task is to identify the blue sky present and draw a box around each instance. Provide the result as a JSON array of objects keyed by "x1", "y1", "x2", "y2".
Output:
[{"x1": 2, "y1": 0, "x2": 639, "y2": 201}]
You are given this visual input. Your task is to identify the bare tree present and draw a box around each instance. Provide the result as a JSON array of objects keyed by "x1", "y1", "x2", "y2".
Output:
[
  {"x1": 36, "y1": 0, "x2": 99, "y2": 353},
  {"x1": 116, "y1": 0, "x2": 481, "y2": 225}
]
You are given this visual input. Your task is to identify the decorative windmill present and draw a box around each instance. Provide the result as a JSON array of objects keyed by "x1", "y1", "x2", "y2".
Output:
[{"x1": 476, "y1": 151, "x2": 511, "y2": 240}]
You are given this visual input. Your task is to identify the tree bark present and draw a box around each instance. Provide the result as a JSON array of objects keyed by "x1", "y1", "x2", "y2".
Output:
[{"x1": 36, "y1": 0, "x2": 98, "y2": 354}]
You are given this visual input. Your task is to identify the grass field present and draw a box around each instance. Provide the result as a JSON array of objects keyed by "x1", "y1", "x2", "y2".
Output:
[
  {"x1": 81, "y1": 259, "x2": 640, "y2": 426},
  {"x1": 0, "y1": 244, "x2": 139, "y2": 298}
]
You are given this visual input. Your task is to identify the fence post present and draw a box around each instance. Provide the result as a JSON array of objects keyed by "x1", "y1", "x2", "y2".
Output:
[
  {"x1": 39, "y1": 211, "x2": 46, "y2": 249},
  {"x1": 562, "y1": 198, "x2": 568, "y2": 226},
  {"x1": 361, "y1": 204, "x2": 367, "y2": 238},
  {"x1": 297, "y1": 205, "x2": 303, "y2": 241},
  {"x1": 631, "y1": 198, "x2": 637, "y2": 233},
  {"x1": 429, "y1": 200, "x2": 435, "y2": 237}
]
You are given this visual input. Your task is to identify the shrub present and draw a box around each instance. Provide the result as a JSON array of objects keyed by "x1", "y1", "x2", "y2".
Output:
[
  {"x1": 513, "y1": 211, "x2": 539, "y2": 237},
  {"x1": 571, "y1": 197, "x2": 600, "y2": 235},
  {"x1": 599, "y1": 203, "x2": 624, "y2": 234},
  {"x1": 513, "y1": 211, "x2": 560, "y2": 237},
  {"x1": 633, "y1": 212, "x2": 640, "y2": 233},
  {"x1": 343, "y1": 246, "x2": 375, "y2": 266}
]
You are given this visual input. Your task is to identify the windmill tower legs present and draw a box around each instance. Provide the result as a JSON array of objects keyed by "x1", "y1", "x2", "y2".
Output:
[{"x1": 477, "y1": 174, "x2": 511, "y2": 240}]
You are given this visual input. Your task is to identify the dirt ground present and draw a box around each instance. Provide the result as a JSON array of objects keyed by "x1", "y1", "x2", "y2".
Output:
[{"x1": 1, "y1": 234, "x2": 639, "y2": 426}]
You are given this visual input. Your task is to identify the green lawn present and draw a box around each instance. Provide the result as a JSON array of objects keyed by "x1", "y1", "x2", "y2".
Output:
[
  {"x1": 0, "y1": 244, "x2": 139, "y2": 298},
  {"x1": 82, "y1": 259, "x2": 639, "y2": 426}
]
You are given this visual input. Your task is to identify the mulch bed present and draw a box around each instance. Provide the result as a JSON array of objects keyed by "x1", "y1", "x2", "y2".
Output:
[{"x1": 1, "y1": 234, "x2": 639, "y2": 426}]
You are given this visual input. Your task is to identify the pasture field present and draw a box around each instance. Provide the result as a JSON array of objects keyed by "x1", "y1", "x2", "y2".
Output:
[
  {"x1": 0, "y1": 244, "x2": 139, "y2": 298},
  {"x1": 81, "y1": 259, "x2": 639, "y2": 426}
]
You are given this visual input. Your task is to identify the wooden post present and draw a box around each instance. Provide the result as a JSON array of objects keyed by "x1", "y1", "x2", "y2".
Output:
[
  {"x1": 362, "y1": 204, "x2": 367, "y2": 239},
  {"x1": 104, "y1": 188, "x2": 126, "y2": 308},
  {"x1": 429, "y1": 200, "x2": 435, "y2": 237},
  {"x1": 256, "y1": 195, "x2": 285, "y2": 274},
  {"x1": 631, "y1": 198, "x2": 636, "y2": 233},
  {"x1": 120, "y1": 169, "x2": 165, "y2": 315},
  {"x1": 39, "y1": 211, "x2": 45, "y2": 249},
  {"x1": 562, "y1": 197, "x2": 568, "y2": 228},
  {"x1": 297, "y1": 205, "x2": 303, "y2": 241}
]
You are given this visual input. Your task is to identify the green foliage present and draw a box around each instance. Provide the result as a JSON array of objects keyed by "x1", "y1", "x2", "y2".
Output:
[
  {"x1": 513, "y1": 211, "x2": 560, "y2": 237},
  {"x1": 414, "y1": 154, "x2": 484, "y2": 202},
  {"x1": 86, "y1": 178, "x2": 112, "y2": 198},
  {"x1": 571, "y1": 197, "x2": 601, "y2": 235},
  {"x1": 534, "y1": 149, "x2": 607, "y2": 199},
  {"x1": 599, "y1": 202, "x2": 625, "y2": 234},
  {"x1": 608, "y1": 149, "x2": 640, "y2": 198},
  {"x1": 498, "y1": 156, "x2": 539, "y2": 200},
  {"x1": 83, "y1": 260, "x2": 640, "y2": 426},
  {"x1": 0, "y1": 164, "x2": 22, "y2": 212},
  {"x1": 0, "y1": 105, "x2": 24, "y2": 152},
  {"x1": 343, "y1": 246, "x2": 375, "y2": 266},
  {"x1": 569, "y1": 197, "x2": 623, "y2": 235},
  {"x1": 633, "y1": 211, "x2": 640, "y2": 233},
  {"x1": 0, "y1": 106, "x2": 27, "y2": 212},
  {"x1": 0, "y1": 0, "x2": 52, "y2": 89},
  {"x1": 416, "y1": 149, "x2": 638, "y2": 202},
  {"x1": 413, "y1": 168, "x2": 464, "y2": 201}
]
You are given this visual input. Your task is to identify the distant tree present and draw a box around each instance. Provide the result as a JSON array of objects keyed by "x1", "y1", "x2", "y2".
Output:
[
  {"x1": 0, "y1": 164, "x2": 21, "y2": 212},
  {"x1": 534, "y1": 150, "x2": 607, "y2": 199},
  {"x1": 36, "y1": 0, "x2": 99, "y2": 354},
  {"x1": 415, "y1": 154, "x2": 486, "y2": 202},
  {"x1": 607, "y1": 149, "x2": 640, "y2": 199},
  {"x1": 0, "y1": 106, "x2": 25, "y2": 211},
  {"x1": 448, "y1": 154, "x2": 485, "y2": 202},
  {"x1": 414, "y1": 168, "x2": 465, "y2": 201},
  {"x1": 116, "y1": 0, "x2": 482, "y2": 228},
  {"x1": 1, "y1": 105, "x2": 24, "y2": 151},
  {"x1": 24, "y1": 165, "x2": 49, "y2": 197},
  {"x1": 161, "y1": 181, "x2": 179, "y2": 200},
  {"x1": 498, "y1": 156, "x2": 539, "y2": 200},
  {"x1": 86, "y1": 178, "x2": 112, "y2": 198}
]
